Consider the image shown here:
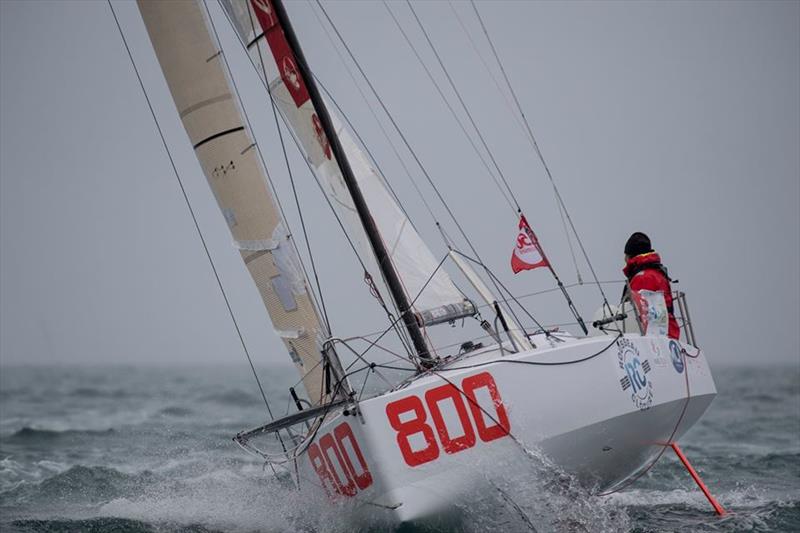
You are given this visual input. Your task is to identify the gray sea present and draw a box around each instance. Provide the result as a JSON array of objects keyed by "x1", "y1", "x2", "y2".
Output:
[{"x1": 0, "y1": 363, "x2": 797, "y2": 532}]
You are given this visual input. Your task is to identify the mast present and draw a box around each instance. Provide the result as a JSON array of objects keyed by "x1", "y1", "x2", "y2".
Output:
[{"x1": 269, "y1": 0, "x2": 432, "y2": 366}]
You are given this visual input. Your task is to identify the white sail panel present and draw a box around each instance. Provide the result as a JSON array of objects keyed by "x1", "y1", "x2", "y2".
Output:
[
  {"x1": 138, "y1": 0, "x2": 337, "y2": 404},
  {"x1": 222, "y1": 0, "x2": 474, "y2": 324}
]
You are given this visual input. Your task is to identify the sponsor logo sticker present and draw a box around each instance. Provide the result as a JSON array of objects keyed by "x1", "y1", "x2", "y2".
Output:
[
  {"x1": 651, "y1": 339, "x2": 668, "y2": 368},
  {"x1": 669, "y1": 340, "x2": 684, "y2": 374},
  {"x1": 617, "y1": 338, "x2": 654, "y2": 410}
]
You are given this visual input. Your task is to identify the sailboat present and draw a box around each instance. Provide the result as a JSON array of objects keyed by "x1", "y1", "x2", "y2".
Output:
[{"x1": 131, "y1": 0, "x2": 718, "y2": 527}]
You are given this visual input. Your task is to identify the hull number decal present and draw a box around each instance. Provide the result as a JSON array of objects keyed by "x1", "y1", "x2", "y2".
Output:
[
  {"x1": 308, "y1": 422, "x2": 372, "y2": 498},
  {"x1": 385, "y1": 372, "x2": 510, "y2": 467},
  {"x1": 617, "y1": 338, "x2": 654, "y2": 410}
]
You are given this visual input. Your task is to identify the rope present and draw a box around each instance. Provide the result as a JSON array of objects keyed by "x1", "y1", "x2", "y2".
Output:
[{"x1": 107, "y1": 1, "x2": 276, "y2": 421}]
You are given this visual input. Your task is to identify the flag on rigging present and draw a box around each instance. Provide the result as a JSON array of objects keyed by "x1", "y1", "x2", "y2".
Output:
[{"x1": 511, "y1": 215, "x2": 549, "y2": 273}]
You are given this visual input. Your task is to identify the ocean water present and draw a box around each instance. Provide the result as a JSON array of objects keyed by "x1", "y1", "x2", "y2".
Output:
[{"x1": 0, "y1": 363, "x2": 797, "y2": 532}]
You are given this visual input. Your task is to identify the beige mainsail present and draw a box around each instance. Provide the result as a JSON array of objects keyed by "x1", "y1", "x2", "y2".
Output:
[{"x1": 138, "y1": 0, "x2": 340, "y2": 405}]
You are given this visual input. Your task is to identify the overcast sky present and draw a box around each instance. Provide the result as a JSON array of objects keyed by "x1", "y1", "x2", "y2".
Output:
[{"x1": 1, "y1": 0, "x2": 798, "y2": 368}]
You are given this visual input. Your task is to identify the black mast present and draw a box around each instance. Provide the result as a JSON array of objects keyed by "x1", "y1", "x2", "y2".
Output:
[{"x1": 271, "y1": 0, "x2": 432, "y2": 366}]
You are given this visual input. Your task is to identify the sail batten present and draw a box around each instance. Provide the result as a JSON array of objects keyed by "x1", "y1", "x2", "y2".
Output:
[{"x1": 137, "y1": 0, "x2": 342, "y2": 405}]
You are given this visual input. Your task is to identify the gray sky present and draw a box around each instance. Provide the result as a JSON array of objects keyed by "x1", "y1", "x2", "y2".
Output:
[{"x1": 1, "y1": 0, "x2": 798, "y2": 367}]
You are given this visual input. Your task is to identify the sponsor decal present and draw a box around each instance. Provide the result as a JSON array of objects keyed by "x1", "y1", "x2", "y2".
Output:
[
  {"x1": 250, "y1": 0, "x2": 311, "y2": 108},
  {"x1": 281, "y1": 56, "x2": 301, "y2": 91},
  {"x1": 617, "y1": 338, "x2": 653, "y2": 410},
  {"x1": 251, "y1": 0, "x2": 276, "y2": 29},
  {"x1": 669, "y1": 339, "x2": 684, "y2": 374},
  {"x1": 651, "y1": 339, "x2": 668, "y2": 368}
]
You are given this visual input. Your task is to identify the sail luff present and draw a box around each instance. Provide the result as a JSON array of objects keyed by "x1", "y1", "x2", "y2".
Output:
[{"x1": 137, "y1": 0, "x2": 346, "y2": 405}]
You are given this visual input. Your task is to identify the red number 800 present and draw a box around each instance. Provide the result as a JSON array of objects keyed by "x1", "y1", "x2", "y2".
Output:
[{"x1": 385, "y1": 372, "x2": 510, "y2": 467}]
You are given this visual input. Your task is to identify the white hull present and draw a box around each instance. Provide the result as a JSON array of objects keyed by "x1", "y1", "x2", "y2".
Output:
[{"x1": 292, "y1": 333, "x2": 716, "y2": 526}]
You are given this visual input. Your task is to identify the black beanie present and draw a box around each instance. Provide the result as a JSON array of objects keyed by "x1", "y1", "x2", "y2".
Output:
[{"x1": 624, "y1": 232, "x2": 652, "y2": 257}]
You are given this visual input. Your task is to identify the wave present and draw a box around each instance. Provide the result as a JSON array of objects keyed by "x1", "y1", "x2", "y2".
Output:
[
  {"x1": 7, "y1": 518, "x2": 224, "y2": 533},
  {"x1": 68, "y1": 387, "x2": 132, "y2": 400},
  {"x1": 3, "y1": 465, "x2": 158, "y2": 506},
  {"x1": 198, "y1": 390, "x2": 259, "y2": 407},
  {"x1": 156, "y1": 406, "x2": 194, "y2": 418},
  {"x1": 613, "y1": 490, "x2": 800, "y2": 533},
  {"x1": 5, "y1": 427, "x2": 116, "y2": 443}
]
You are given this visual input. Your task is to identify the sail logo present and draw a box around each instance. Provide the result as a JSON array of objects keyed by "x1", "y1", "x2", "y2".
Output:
[
  {"x1": 669, "y1": 340, "x2": 684, "y2": 374},
  {"x1": 281, "y1": 56, "x2": 301, "y2": 91},
  {"x1": 308, "y1": 421, "x2": 373, "y2": 499},
  {"x1": 617, "y1": 338, "x2": 653, "y2": 410},
  {"x1": 511, "y1": 215, "x2": 549, "y2": 273},
  {"x1": 312, "y1": 114, "x2": 332, "y2": 160},
  {"x1": 251, "y1": 0, "x2": 276, "y2": 27},
  {"x1": 385, "y1": 372, "x2": 510, "y2": 467},
  {"x1": 254, "y1": 0, "x2": 310, "y2": 108},
  {"x1": 253, "y1": 0, "x2": 275, "y2": 29}
]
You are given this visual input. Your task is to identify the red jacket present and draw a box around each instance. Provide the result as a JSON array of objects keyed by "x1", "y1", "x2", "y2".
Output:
[{"x1": 623, "y1": 252, "x2": 680, "y2": 339}]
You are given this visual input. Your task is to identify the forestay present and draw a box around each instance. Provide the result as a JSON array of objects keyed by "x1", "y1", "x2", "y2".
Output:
[
  {"x1": 138, "y1": 0, "x2": 344, "y2": 405},
  {"x1": 222, "y1": 0, "x2": 475, "y2": 327}
]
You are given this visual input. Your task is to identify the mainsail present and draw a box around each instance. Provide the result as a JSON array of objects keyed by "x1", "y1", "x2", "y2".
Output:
[
  {"x1": 138, "y1": 0, "x2": 344, "y2": 405},
  {"x1": 222, "y1": 0, "x2": 475, "y2": 327}
]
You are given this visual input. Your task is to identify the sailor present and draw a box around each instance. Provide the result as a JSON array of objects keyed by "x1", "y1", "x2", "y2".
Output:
[{"x1": 622, "y1": 232, "x2": 680, "y2": 339}]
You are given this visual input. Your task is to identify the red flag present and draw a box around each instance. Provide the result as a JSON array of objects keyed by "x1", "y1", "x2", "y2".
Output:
[{"x1": 511, "y1": 215, "x2": 549, "y2": 274}]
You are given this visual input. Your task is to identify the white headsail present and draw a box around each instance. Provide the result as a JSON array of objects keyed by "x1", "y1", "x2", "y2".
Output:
[
  {"x1": 222, "y1": 0, "x2": 475, "y2": 327},
  {"x1": 138, "y1": 0, "x2": 344, "y2": 405}
]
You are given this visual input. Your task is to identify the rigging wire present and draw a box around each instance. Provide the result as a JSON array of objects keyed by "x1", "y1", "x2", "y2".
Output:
[
  {"x1": 469, "y1": 0, "x2": 610, "y2": 304},
  {"x1": 313, "y1": 0, "x2": 530, "y2": 335},
  {"x1": 405, "y1": 0, "x2": 520, "y2": 214},
  {"x1": 305, "y1": 2, "x2": 422, "y2": 226},
  {"x1": 402, "y1": 0, "x2": 588, "y2": 334},
  {"x1": 312, "y1": 73, "x2": 418, "y2": 233},
  {"x1": 447, "y1": 0, "x2": 583, "y2": 284},
  {"x1": 201, "y1": 0, "x2": 331, "y2": 332},
  {"x1": 106, "y1": 0, "x2": 277, "y2": 422},
  {"x1": 382, "y1": 1, "x2": 516, "y2": 216},
  {"x1": 446, "y1": 1, "x2": 528, "y2": 139}
]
